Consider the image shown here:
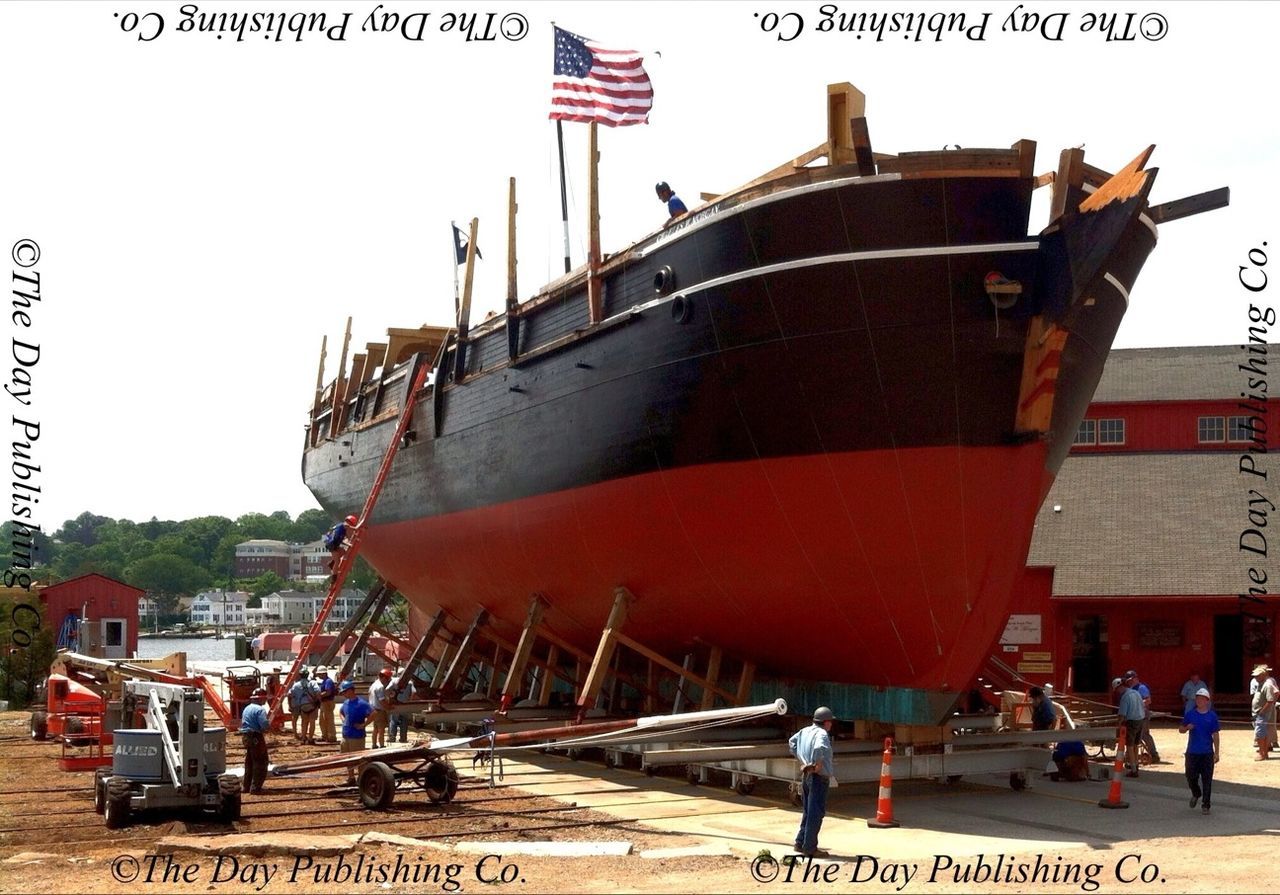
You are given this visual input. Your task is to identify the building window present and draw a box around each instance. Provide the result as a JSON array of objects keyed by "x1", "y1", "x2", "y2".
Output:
[
  {"x1": 1073, "y1": 420, "x2": 1097, "y2": 445},
  {"x1": 1229, "y1": 415, "x2": 1256, "y2": 442},
  {"x1": 1198, "y1": 416, "x2": 1225, "y2": 443},
  {"x1": 1098, "y1": 418, "x2": 1126, "y2": 445}
]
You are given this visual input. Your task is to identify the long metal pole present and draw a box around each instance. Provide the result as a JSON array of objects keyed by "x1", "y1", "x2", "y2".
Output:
[{"x1": 556, "y1": 120, "x2": 571, "y2": 274}]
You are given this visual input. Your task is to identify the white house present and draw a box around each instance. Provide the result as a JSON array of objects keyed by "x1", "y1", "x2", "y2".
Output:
[
  {"x1": 258, "y1": 590, "x2": 320, "y2": 626},
  {"x1": 189, "y1": 590, "x2": 252, "y2": 628}
]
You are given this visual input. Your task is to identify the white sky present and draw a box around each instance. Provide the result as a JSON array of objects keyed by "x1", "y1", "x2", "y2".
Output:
[{"x1": 1, "y1": 1, "x2": 1276, "y2": 530}]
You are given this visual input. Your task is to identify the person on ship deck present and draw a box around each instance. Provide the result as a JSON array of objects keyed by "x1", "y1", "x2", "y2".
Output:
[{"x1": 655, "y1": 181, "x2": 687, "y2": 223}]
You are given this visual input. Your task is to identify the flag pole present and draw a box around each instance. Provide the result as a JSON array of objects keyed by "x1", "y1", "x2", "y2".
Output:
[{"x1": 556, "y1": 120, "x2": 571, "y2": 274}]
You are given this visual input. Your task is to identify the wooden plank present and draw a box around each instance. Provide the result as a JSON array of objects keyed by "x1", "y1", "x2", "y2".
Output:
[
  {"x1": 537, "y1": 646, "x2": 559, "y2": 707},
  {"x1": 575, "y1": 588, "x2": 631, "y2": 712},
  {"x1": 1049, "y1": 148, "x2": 1086, "y2": 223},
  {"x1": 363, "y1": 342, "x2": 387, "y2": 373},
  {"x1": 877, "y1": 148, "x2": 1021, "y2": 176},
  {"x1": 390, "y1": 608, "x2": 445, "y2": 700},
  {"x1": 1011, "y1": 139, "x2": 1037, "y2": 179},
  {"x1": 386, "y1": 326, "x2": 450, "y2": 367},
  {"x1": 310, "y1": 334, "x2": 327, "y2": 447},
  {"x1": 826, "y1": 82, "x2": 867, "y2": 166},
  {"x1": 454, "y1": 217, "x2": 480, "y2": 382},
  {"x1": 700, "y1": 646, "x2": 722, "y2": 711},
  {"x1": 1149, "y1": 186, "x2": 1230, "y2": 224},
  {"x1": 614, "y1": 633, "x2": 738, "y2": 705},
  {"x1": 443, "y1": 608, "x2": 489, "y2": 692},
  {"x1": 735, "y1": 661, "x2": 756, "y2": 706},
  {"x1": 1079, "y1": 145, "x2": 1154, "y2": 214},
  {"x1": 506, "y1": 177, "x2": 520, "y2": 361},
  {"x1": 500, "y1": 595, "x2": 547, "y2": 706},
  {"x1": 328, "y1": 316, "x2": 352, "y2": 438}
]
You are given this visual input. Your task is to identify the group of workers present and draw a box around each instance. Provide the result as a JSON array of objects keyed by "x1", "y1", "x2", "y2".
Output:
[{"x1": 236, "y1": 664, "x2": 413, "y2": 795}]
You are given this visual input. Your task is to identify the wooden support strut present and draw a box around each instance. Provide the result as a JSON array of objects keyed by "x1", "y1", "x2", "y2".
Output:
[
  {"x1": 576, "y1": 587, "x2": 632, "y2": 716},
  {"x1": 443, "y1": 608, "x2": 489, "y2": 693},
  {"x1": 335, "y1": 584, "x2": 396, "y2": 684},
  {"x1": 454, "y1": 217, "x2": 480, "y2": 383},
  {"x1": 388, "y1": 609, "x2": 446, "y2": 701},
  {"x1": 327, "y1": 316, "x2": 352, "y2": 438},
  {"x1": 586, "y1": 121, "x2": 603, "y2": 324},
  {"x1": 316, "y1": 579, "x2": 389, "y2": 668},
  {"x1": 500, "y1": 594, "x2": 547, "y2": 711},
  {"x1": 506, "y1": 176, "x2": 520, "y2": 361}
]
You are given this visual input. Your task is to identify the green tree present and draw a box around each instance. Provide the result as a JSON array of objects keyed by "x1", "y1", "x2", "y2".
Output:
[
  {"x1": 289, "y1": 508, "x2": 332, "y2": 544},
  {"x1": 126, "y1": 553, "x2": 210, "y2": 614},
  {"x1": 54, "y1": 511, "x2": 111, "y2": 547},
  {"x1": 249, "y1": 571, "x2": 288, "y2": 601}
]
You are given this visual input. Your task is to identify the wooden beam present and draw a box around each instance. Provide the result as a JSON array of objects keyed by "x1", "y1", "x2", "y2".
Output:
[
  {"x1": 1049, "y1": 147, "x2": 1086, "y2": 223},
  {"x1": 500, "y1": 594, "x2": 547, "y2": 707},
  {"x1": 443, "y1": 608, "x2": 489, "y2": 693},
  {"x1": 310, "y1": 334, "x2": 327, "y2": 446},
  {"x1": 735, "y1": 661, "x2": 756, "y2": 706},
  {"x1": 537, "y1": 646, "x2": 559, "y2": 707},
  {"x1": 826, "y1": 82, "x2": 867, "y2": 166},
  {"x1": 700, "y1": 645, "x2": 722, "y2": 711},
  {"x1": 1012, "y1": 139, "x2": 1037, "y2": 180},
  {"x1": 316, "y1": 579, "x2": 388, "y2": 668},
  {"x1": 850, "y1": 117, "x2": 875, "y2": 176},
  {"x1": 1148, "y1": 186, "x2": 1230, "y2": 224},
  {"x1": 335, "y1": 582, "x2": 394, "y2": 683},
  {"x1": 506, "y1": 176, "x2": 520, "y2": 360},
  {"x1": 576, "y1": 588, "x2": 632, "y2": 712},
  {"x1": 328, "y1": 317, "x2": 352, "y2": 438},
  {"x1": 613, "y1": 633, "x2": 738, "y2": 705},
  {"x1": 389, "y1": 609, "x2": 445, "y2": 700},
  {"x1": 586, "y1": 122, "x2": 603, "y2": 324},
  {"x1": 454, "y1": 217, "x2": 479, "y2": 382},
  {"x1": 429, "y1": 642, "x2": 458, "y2": 689}
]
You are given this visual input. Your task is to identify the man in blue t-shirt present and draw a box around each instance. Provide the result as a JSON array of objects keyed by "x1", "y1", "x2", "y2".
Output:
[
  {"x1": 1179, "y1": 686, "x2": 1220, "y2": 815},
  {"x1": 655, "y1": 182, "x2": 688, "y2": 223},
  {"x1": 238, "y1": 688, "x2": 271, "y2": 794},
  {"x1": 338, "y1": 679, "x2": 372, "y2": 785}
]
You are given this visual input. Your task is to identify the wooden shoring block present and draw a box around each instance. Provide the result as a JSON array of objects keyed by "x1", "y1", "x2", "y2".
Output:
[
  {"x1": 700, "y1": 646, "x2": 723, "y2": 711},
  {"x1": 390, "y1": 608, "x2": 445, "y2": 700},
  {"x1": 735, "y1": 661, "x2": 756, "y2": 706},
  {"x1": 429, "y1": 642, "x2": 458, "y2": 689},
  {"x1": 443, "y1": 608, "x2": 490, "y2": 693},
  {"x1": 335, "y1": 583, "x2": 395, "y2": 683},
  {"x1": 537, "y1": 646, "x2": 559, "y2": 707},
  {"x1": 486, "y1": 643, "x2": 504, "y2": 700},
  {"x1": 501, "y1": 594, "x2": 547, "y2": 705},
  {"x1": 673, "y1": 653, "x2": 694, "y2": 714},
  {"x1": 575, "y1": 588, "x2": 632, "y2": 712}
]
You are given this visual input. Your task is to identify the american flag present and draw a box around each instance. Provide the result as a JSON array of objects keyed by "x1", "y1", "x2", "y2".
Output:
[{"x1": 549, "y1": 26, "x2": 652, "y2": 127}]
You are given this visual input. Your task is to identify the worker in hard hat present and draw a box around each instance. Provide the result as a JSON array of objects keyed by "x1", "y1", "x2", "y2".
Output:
[
  {"x1": 324, "y1": 514, "x2": 359, "y2": 572},
  {"x1": 315, "y1": 666, "x2": 338, "y2": 744},
  {"x1": 788, "y1": 706, "x2": 836, "y2": 858},
  {"x1": 239, "y1": 688, "x2": 271, "y2": 794}
]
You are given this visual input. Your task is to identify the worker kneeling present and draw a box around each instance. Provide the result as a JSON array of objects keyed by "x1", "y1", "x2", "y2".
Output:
[
  {"x1": 239, "y1": 688, "x2": 271, "y2": 794},
  {"x1": 1050, "y1": 740, "x2": 1089, "y2": 782}
]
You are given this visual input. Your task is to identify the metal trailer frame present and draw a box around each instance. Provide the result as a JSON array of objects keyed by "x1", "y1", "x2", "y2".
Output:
[{"x1": 598, "y1": 718, "x2": 1115, "y2": 799}]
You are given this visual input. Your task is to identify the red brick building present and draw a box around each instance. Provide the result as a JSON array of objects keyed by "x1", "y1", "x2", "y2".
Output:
[
  {"x1": 998, "y1": 345, "x2": 1277, "y2": 713},
  {"x1": 40, "y1": 572, "x2": 144, "y2": 659}
]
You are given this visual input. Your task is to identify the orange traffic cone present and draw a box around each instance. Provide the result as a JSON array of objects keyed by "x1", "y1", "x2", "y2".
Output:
[
  {"x1": 1098, "y1": 726, "x2": 1131, "y2": 809},
  {"x1": 868, "y1": 737, "x2": 901, "y2": 828}
]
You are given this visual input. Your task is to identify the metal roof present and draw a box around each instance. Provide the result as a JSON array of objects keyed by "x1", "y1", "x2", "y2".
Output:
[
  {"x1": 1093, "y1": 344, "x2": 1258, "y2": 402},
  {"x1": 1028, "y1": 452, "x2": 1255, "y2": 596}
]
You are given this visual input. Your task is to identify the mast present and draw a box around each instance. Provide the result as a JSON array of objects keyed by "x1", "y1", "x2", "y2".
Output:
[
  {"x1": 506, "y1": 177, "x2": 520, "y2": 360},
  {"x1": 586, "y1": 121, "x2": 603, "y2": 323},
  {"x1": 556, "y1": 121, "x2": 571, "y2": 274}
]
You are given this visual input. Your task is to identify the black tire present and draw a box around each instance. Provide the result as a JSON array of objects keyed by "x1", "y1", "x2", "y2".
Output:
[
  {"x1": 359, "y1": 761, "x2": 397, "y2": 810},
  {"x1": 218, "y1": 792, "x2": 242, "y2": 823},
  {"x1": 733, "y1": 777, "x2": 757, "y2": 796},
  {"x1": 104, "y1": 778, "x2": 132, "y2": 830},
  {"x1": 30, "y1": 712, "x2": 47, "y2": 741},
  {"x1": 686, "y1": 766, "x2": 700, "y2": 786},
  {"x1": 422, "y1": 759, "x2": 459, "y2": 804},
  {"x1": 1009, "y1": 772, "x2": 1027, "y2": 791},
  {"x1": 93, "y1": 769, "x2": 108, "y2": 815}
]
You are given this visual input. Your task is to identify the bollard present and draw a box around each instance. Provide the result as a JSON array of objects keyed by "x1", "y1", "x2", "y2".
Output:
[
  {"x1": 1098, "y1": 727, "x2": 1130, "y2": 809},
  {"x1": 868, "y1": 736, "x2": 901, "y2": 828}
]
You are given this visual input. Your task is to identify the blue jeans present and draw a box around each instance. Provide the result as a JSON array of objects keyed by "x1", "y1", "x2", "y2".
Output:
[
  {"x1": 1185, "y1": 752, "x2": 1214, "y2": 807},
  {"x1": 794, "y1": 774, "x2": 829, "y2": 853},
  {"x1": 389, "y1": 712, "x2": 407, "y2": 743}
]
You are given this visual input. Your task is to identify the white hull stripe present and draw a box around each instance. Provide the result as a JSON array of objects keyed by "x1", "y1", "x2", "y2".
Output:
[
  {"x1": 637, "y1": 172, "x2": 904, "y2": 259},
  {"x1": 1103, "y1": 272, "x2": 1131, "y2": 307},
  {"x1": 671, "y1": 241, "x2": 1040, "y2": 302}
]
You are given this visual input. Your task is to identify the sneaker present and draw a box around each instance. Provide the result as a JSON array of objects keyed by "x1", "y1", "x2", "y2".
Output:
[
  {"x1": 1190, "y1": 795, "x2": 1199, "y2": 809},
  {"x1": 1202, "y1": 804, "x2": 1211, "y2": 815}
]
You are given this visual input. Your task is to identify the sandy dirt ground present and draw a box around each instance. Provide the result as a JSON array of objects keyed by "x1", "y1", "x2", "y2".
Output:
[{"x1": 2, "y1": 711, "x2": 1277, "y2": 893}]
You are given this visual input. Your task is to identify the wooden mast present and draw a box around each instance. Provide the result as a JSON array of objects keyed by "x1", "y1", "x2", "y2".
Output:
[
  {"x1": 586, "y1": 121, "x2": 603, "y2": 324},
  {"x1": 454, "y1": 217, "x2": 480, "y2": 382},
  {"x1": 327, "y1": 317, "x2": 352, "y2": 439},
  {"x1": 310, "y1": 334, "x2": 327, "y2": 447},
  {"x1": 506, "y1": 177, "x2": 520, "y2": 360}
]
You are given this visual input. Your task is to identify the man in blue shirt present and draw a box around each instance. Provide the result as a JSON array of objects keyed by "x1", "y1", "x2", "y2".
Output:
[
  {"x1": 238, "y1": 687, "x2": 271, "y2": 794},
  {"x1": 788, "y1": 706, "x2": 836, "y2": 857},
  {"x1": 1115, "y1": 675, "x2": 1146, "y2": 777},
  {"x1": 289, "y1": 669, "x2": 319, "y2": 745},
  {"x1": 339, "y1": 680, "x2": 372, "y2": 785},
  {"x1": 1179, "y1": 687, "x2": 1220, "y2": 814},
  {"x1": 1127, "y1": 670, "x2": 1161, "y2": 763},
  {"x1": 655, "y1": 182, "x2": 688, "y2": 223}
]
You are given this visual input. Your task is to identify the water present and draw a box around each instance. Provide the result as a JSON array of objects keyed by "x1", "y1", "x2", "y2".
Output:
[{"x1": 136, "y1": 636, "x2": 236, "y2": 662}]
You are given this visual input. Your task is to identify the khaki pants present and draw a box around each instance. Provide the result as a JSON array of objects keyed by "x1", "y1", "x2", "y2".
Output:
[
  {"x1": 319, "y1": 702, "x2": 336, "y2": 742},
  {"x1": 341, "y1": 735, "x2": 366, "y2": 782},
  {"x1": 371, "y1": 709, "x2": 388, "y2": 747},
  {"x1": 299, "y1": 709, "x2": 317, "y2": 743}
]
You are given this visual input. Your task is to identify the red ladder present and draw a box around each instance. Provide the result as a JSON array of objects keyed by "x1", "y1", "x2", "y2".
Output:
[{"x1": 268, "y1": 357, "x2": 432, "y2": 726}]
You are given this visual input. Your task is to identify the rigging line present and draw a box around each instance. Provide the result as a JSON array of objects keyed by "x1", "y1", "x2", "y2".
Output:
[
  {"x1": 943, "y1": 186, "x2": 975, "y2": 658},
  {"x1": 831, "y1": 189, "x2": 910, "y2": 675},
  {"x1": 847, "y1": 259, "x2": 922, "y2": 677},
  {"x1": 731, "y1": 227, "x2": 872, "y2": 664},
  {"x1": 490, "y1": 708, "x2": 781, "y2": 752}
]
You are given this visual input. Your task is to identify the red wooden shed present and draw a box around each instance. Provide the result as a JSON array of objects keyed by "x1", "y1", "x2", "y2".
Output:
[{"x1": 39, "y1": 573, "x2": 144, "y2": 659}]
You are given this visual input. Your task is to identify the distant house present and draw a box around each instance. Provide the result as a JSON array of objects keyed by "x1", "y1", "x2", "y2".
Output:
[
  {"x1": 251, "y1": 588, "x2": 366, "y2": 629},
  {"x1": 40, "y1": 572, "x2": 144, "y2": 659},
  {"x1": 189, "y1": 590, "x2": 252, "y2": 628}
]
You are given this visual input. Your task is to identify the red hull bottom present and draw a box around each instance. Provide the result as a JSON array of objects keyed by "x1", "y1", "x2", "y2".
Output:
[{"x1": 364, "y1": 444, "x2": 1052, "y2": 691}]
